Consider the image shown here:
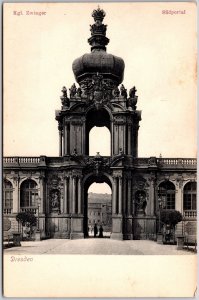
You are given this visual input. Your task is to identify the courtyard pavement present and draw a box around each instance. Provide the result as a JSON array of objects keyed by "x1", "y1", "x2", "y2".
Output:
[{"x1": 3, "y1": 238, "x2": 195, "y2": 255}]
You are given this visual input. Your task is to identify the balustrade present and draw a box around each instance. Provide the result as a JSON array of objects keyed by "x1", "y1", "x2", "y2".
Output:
[
  {"x1": 183, "y1": 210, "x2": 197, "y2": 218},
  {"x1": 20, "y1": 207, "x2": 37, "y2": 214},
  {"x1": 3, "y1": 208, "x2": 12, "y2": 214},
  {"x1": 157, "y1": 158, "x2": 196, "y2": 166},
  {"x1": 4, "y1": 157, "x2": 40, "y2": 164},
  {"x1": 3, "y1": 156, "x2": 196, "y2": 167}
]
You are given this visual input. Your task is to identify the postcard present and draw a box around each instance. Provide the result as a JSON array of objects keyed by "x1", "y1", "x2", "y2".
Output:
[{"x1": 3, "y1": 2, "x2": 197, "y2": 297}]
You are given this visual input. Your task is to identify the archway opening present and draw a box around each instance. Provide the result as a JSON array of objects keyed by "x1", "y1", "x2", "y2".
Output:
[
  {"x1": 85, "y1": 108, "x2": 111, "y2": 155},
  {"x1": 89, "y1": 126, "x2": 110, "y2": 156},
  {"x1": 84, "y1": 175, "x2": 112, "y2": 238}
]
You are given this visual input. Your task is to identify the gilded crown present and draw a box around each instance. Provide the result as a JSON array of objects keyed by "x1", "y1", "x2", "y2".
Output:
[{"x1": 92, "y1": 7, "x2": 106, "y2": 22}]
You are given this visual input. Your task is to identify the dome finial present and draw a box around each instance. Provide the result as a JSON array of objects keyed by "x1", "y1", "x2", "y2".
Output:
[
  {"x1": 88, "y1": 7, "x2": 109, "y2": 51},
  {"x1": 92, "y1": 6, "x2": 106, "y2": 22}
]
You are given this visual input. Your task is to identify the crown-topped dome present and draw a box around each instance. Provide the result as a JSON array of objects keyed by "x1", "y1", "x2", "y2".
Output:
[{"x1": 72, "y1": 7, "x2": 125, "y2": 86}]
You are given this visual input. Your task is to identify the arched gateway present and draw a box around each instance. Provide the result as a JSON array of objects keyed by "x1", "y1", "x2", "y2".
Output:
[
  {"x1": 55, "y1": 7, "x2": 142, "y2": 239},
  {"x1": 3, "y1": 7, "x2": 197, "y2": 241}
]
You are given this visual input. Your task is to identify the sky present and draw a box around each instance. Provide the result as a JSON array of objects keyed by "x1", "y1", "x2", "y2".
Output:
[{"x1": 4, "y1": 2, "x2": 197, "y2": 193}]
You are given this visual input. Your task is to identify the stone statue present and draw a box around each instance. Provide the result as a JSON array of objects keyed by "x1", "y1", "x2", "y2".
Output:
[
  {"x1": 76, "y1": 87, "x2": 82, "y2": 98},
  {"x1": 120, "y1": 84, "x2": 127, "y2": 98},
  {"x1": 69, "y1": 83, "x2": 77, "y2": 98},
  {"x1": 135, "y1": 192, "x2": 147, "y2": 215},
  {"x1": 129, "y1": 86, "x2": 137, "y2": 98},
  {"x1": 119, "y1": 148, "x2": 124, "y2": 155},
  {"x1": 112, "y1": 87, "x2": 120, "y2": 98},
  {"x1": 60, "y1": 86, "x2": 69, "y2": 107},
  {"x1": 51, "y1": 190, "x2": 60, "y2": 212},
  {"x1": 127, "y1": 86, "x2": 137, "y2": 110},
  {"x1": 72, "y1": 148, "x2": 77, "y2": 156}
]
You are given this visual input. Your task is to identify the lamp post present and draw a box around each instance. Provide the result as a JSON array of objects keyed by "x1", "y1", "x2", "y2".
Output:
[{"x1": 35, "y1": 197, "x2": 41, "y2": 241}]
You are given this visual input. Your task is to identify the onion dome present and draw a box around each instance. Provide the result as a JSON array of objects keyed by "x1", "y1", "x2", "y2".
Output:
[{"x1": 72, "y1": 7, "x2": 125, "y2": 86}]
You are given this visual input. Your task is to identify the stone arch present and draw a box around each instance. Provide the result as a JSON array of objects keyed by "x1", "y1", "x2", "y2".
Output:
[
  {"x1": 85, "y1": 104, "x2": 113, "y2": 121},
  {"x1": 85, "y1": 107, "x2": 112, "y2": 155},
  {"x1": 19, "y1": 177, "x2": 39, "y2": 188},
  {"x1": 20, "y1": 179, "x2": 39, "y2": 208},
  {"x1": 3, "y1": 177, "x2": 13, "y2": 187},
  {"x1": 183, "y1": 181, "x2": 197, "y2": 211},
  {"x1": 82, "y1": 172, "x2": 113, "y2": 237},
  {"x1": 182, "y1": 178, "x2": 196, "y2": 189}
]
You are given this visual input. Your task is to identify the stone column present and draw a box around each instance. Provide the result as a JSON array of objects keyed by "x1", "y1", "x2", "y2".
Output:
[
  {"x1": 149, "y1": 179, "x2": 155, "y2": 216},
  {"x1": 64, "y1": 125, "x2": 68, "y2": 155},
  {"x1": 123, "y1": 125, "x2": 126, "y2": 154},
  {"x1": 59, "y1": 129, "x2": 62, "y2": 157},
  {"x1": 69, "y1": 176, "x2": 73, "y2": 214},
  {"x1": 118, "y1": 177, "x2": 122, "y2": 214},
  {"x1": 111, "y1": 121, "x2": 114, "y2": 156},
  {"x1": 78, "y1": 177, "x2": 82, "y2": 214},
  {"x1": 128, "y1": 178, "x2": 132, "y2": 216},
  {"x1": 112, "y1": 177, "x2": 117, "y2": 214},
  {"x1": 175, "y1": 183, "x2": 183, "y2": 213},
  {"x1": 64, "y1": 176, "x2": 69, "y2": 214},
  {"x1": 72, "y1": 176, "x2": 76, "y2": 214},
  {"x1": 12, "y1": 178, "x2": 19, "y2": 213},
  {"x1": 39, "y1": 176, "x2": 44, "y2": 214},
  {"x1": 127, "y1": 125, "x2": 132, "y2": 155}
]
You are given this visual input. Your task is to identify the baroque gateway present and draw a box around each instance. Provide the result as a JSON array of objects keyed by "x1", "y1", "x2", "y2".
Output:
[{"x1": 3, "y1": 8, "x2": 197, "y2": 241}]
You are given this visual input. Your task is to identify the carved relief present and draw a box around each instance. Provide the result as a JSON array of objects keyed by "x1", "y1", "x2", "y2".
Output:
[
  {"x1": 80, "y1": 74, "x2": 115, "y2": 109},
  {"x1": 135, "y1": 191, "x2": 147, "y2": 216},
  {"x1": 50, "y1": 189, "x2": 60, "y2": 213},
  {"x1": 84, "y1": 153, "x2": 110, "y2": 175},
  {"x1": 48, "y1": 174, "x2": 61, "y2": 188}
]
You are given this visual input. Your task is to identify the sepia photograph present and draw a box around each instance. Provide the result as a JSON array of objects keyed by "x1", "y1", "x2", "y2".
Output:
[{"x1": 3, "y1": 2, "x2": 197, "y2": 297}]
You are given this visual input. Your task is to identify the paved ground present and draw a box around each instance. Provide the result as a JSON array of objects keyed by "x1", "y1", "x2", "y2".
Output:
[{"x1": 4, "y1": 238, "x2": 194, "y2": 255}]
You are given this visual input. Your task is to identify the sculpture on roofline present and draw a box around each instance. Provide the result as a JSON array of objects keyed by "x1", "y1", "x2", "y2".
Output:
[
  {"x1": 120, "y1": 84, "x2": 127, "y2": 98},
  {"x1": 60, "y1": 86, "x2": 69, "y2": 107},
  {"x1": 69, "y1": 83, "x2": 77, "y2": 98}
]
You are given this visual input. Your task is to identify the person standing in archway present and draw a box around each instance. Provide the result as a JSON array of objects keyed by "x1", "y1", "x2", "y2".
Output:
[
  {"x1": 94, "y1": 223, "x2": 98, "y2": 238},
  {"x1": 99, "y1": 225, "x2": 103, "y2": 238}
]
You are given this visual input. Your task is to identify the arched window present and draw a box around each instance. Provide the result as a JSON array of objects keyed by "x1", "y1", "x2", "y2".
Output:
[
  {"x1": 3, "y1": 180, "x2": 13, "y2": 212},
  {"x1": 158, "y1": 181, "x2": 175, "y2": 210},
  {"x1": 20, "y1": 180, "x2": 38, "y2": 207},
  {"x1": 183, "y1": 182, "x2": 197, "y2": 210}
]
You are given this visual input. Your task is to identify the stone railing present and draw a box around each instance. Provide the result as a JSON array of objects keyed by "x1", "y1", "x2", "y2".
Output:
[
  {"x1": 20, "y1": 207, "x2": 37, "y2": 214},
  {"x1": 4, "y1": 157, "x2": 41, "y2": 164},
  {"x1": 3, "y1": 208, "x2": 12, "y2": 214},
  {"x1": 3, "y1": 156, "x2": 197, "y2": 169},
  {"x1": 133, "y1": 157, "x2": 197, "y2": 167},
  {"x1": 157, "y1": 158, "x2": 197, "y2": 166},
  {"x1": 183, "y1": 210, "x2": 197, "y2": 218}
]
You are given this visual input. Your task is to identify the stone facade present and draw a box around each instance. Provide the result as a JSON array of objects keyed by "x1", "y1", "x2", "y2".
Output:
[
  {"x1": 3, "y1": 8, "x2": 197, "y2": 241},
  {"x1": 3, "y1": 156, "x2": 197, "y2": 240},
  {"x1": 88, "y1": 193, "x2": 112, "y2": 231}
]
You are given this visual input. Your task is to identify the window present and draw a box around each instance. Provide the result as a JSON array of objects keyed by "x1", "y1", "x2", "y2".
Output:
[
  {"x1": 158, "y1": 181, "x2": 175, "y2": 210},
  {"x1": 3, "y1": 180, "x2": 13, "y2": 209},
  {"x1": 183, "y1": 182, "x2": 197, "y2": 210},
  {"x1": 20, "y1": 179, "x2": 38, "y2": 207}
]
